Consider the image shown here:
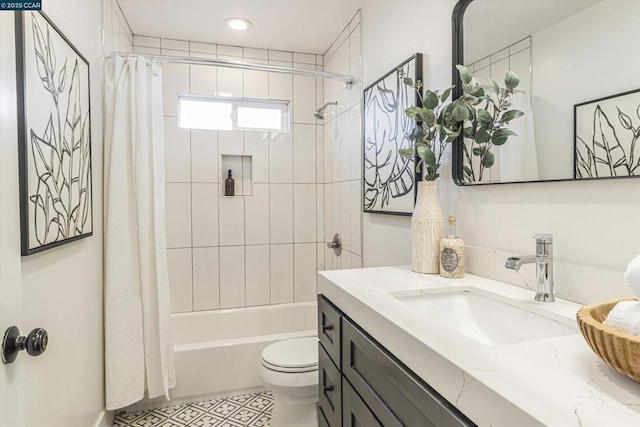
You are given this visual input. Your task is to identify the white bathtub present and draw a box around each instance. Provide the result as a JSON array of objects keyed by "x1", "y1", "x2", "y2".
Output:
[{"x1": 170, "y1": 301, "x2": 317, "y2": 401}]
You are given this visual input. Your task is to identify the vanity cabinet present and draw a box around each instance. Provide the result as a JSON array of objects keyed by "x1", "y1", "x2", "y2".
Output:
[{"x1": 318, "y1": 294, "x2": 476, "y2": 427}]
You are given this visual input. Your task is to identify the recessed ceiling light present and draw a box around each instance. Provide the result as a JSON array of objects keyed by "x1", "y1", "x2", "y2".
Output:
[{"x1": 225, "y1": 18, "x2": 252, "y2": 31}]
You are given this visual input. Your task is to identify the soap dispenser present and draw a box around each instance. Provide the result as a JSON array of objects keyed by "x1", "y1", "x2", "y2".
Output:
[
  {"x1": 439, "y1": 216, "x2": 464, "y2": 278},
  {"x1": 225, "y1": 169, "x2": 235, "y2": 196}
]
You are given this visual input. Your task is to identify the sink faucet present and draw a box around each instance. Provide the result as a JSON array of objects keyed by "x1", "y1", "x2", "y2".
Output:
[{"x1": 505, "y1": 234, "x2": 555, "y2": 302}]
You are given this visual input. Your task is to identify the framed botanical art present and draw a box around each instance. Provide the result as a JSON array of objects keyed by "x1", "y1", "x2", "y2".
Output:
[
  {"x1": 15, "y1": 11, "x2": 93, "y2": 255},
  {"x1": 574, "y1": 88, "x2": 640, "y2": 179},
  {"x1": 363, "y1": 53, "x2": 422, "y2": 215}
]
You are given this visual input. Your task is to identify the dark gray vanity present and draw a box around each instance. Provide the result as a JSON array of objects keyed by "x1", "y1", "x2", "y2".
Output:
[{"x1": 317, "y1": 295, "x2": 475, "y2": 427}]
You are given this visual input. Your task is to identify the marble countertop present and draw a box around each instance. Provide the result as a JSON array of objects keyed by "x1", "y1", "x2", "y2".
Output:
[{"x1": 318, "y1": 266, "x2": 640, "y2": 427}]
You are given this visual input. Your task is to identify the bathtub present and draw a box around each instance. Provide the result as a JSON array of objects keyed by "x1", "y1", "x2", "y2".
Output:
[{"x1": 170, "y1": 301, "x2": 317, "y2": 401}]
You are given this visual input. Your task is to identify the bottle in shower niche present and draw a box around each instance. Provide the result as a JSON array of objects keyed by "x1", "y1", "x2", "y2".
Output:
[
  {"x1": 439, "y1": 215, "x2": 464, "y2": 278},
  {"x1": 225, "y1": 169, "x2": 235, "y2": 196}
]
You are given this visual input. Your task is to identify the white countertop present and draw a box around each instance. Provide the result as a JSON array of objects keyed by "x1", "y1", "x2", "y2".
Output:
[{"x1": 318, "y1": 266, "x2": 640, "y2": 427}]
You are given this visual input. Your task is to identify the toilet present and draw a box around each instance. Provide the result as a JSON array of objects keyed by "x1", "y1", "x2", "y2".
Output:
[{"x1": 260, "y1": 336, "x2": 319, "y2": 427}]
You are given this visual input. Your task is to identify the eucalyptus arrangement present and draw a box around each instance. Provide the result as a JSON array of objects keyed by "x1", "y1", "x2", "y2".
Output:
[
  {"x1": 457, "y1": 65, "x2": 524, "y2": 182},
  {"x1": 398, "y1": 65, "x2": 524, "y2": 183}
]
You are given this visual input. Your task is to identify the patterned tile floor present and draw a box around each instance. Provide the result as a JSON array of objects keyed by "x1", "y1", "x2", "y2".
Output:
[{"x1": 113, "y1": 391, "x2": 274, "y2": 427}]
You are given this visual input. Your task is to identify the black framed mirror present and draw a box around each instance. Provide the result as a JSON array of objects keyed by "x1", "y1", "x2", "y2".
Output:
[{"x1": 452, "y1": 0, "x2": 640, "y2": 186}]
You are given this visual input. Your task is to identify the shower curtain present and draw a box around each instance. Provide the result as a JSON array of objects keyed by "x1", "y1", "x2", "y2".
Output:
[{"x1": 104, "y1": 54, "x2": 175, "y2": 410}]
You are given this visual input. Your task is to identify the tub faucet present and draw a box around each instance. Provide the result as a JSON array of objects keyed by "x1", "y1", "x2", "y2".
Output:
[{"x1": 505, "y1": 234, "x2": 555, "y2": 302}]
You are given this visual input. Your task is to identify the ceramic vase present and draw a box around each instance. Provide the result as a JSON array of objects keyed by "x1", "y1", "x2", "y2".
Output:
[{"x1": 411, "y1": 181, "x2": 444, "y2": 274}]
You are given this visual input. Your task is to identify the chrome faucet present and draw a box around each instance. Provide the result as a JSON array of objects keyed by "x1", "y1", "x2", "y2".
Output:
[{"x1": 505, "y1": 234, "x2": 555, "y2": 302}]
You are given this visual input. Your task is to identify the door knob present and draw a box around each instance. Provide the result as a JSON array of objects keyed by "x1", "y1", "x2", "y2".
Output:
[{"x1": 2, "y1": 326, "x2": 48, "y2": 364}]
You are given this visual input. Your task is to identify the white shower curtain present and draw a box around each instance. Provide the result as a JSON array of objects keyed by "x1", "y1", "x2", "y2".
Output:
[
  {"x1": 498, "y1": 92, "x2": 539, "y2": 181},
  {"x1": 104, "y1": 54, "x2": 175, "y2": 410}
]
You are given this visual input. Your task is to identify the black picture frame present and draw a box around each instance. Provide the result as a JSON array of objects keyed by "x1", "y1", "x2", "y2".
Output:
[
  {"x1": 15, "y1": 10, "x2": 93, "y2": 256},
  {"x1": 574, "y1": 88, "x2": 640, "y2": 179},
  {"x1": 362, "y1": 53, "x2": 423, "y2": 216}
]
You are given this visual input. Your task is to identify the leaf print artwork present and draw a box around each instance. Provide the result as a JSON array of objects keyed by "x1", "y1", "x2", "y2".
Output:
[{"x1": 16, "y1": 11, "x2": 92, "y2": 255}]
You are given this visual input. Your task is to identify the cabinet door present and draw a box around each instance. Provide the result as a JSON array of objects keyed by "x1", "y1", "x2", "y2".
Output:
[
  {"x1": 342, "y1": 378, "x2": 382, "y2": 427},
  {"x1": 318, "y1": 406, "x2": 330, "y2": 427},
  {"x1": 342, "y1": 318, "x2": 475, "y2": 427},
  {"x1": 318, "y1": 343, "x2": 342, "y2": 426},
  {"x1": 318, "y1": 295, "x2": 341, "y2": 367}
]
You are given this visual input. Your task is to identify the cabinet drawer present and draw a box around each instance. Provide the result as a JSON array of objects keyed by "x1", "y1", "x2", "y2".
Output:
[
  {"x1": 318, "y1": 406, "x2": 330, "y2": 427},
  {"x1": 342, "y1": 318, "x2": 475, "y2": 427},
  {"x1": 318, "y1": 343, "x2": 342, "y2": 426},
  {"x1": 342, "y1": 377, "x2": 382, "y2": 427},
  {"x1": 318, "y1": 294, "x2": 341, "y2": 367}
]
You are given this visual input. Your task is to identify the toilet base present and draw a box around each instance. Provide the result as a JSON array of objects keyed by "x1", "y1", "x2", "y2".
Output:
[{"x1": 270, "y1": 393, "x2": 318, "y2": 427}]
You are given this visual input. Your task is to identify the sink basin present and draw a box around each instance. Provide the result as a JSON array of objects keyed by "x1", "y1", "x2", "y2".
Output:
[{"x1": 391, "y1": 287, "x2": 577, "y2": 346}]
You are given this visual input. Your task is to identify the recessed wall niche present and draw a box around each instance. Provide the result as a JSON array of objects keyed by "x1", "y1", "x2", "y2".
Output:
[{"x1": 220, "y1": 154, "x2": 253, "y2": 196}]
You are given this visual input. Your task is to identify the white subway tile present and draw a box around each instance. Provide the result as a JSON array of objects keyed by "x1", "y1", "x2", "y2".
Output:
[
  {"x1": 293, "y1": 71, "x2": 316, "y2": 125},
  {"x1": 270, "y1": 244, "x2": 294, "y2": 303},
  {"x1": 162, "y1": 64, "x2": 189, "y2": 116},
  {"x1": 219, "y1": 131, "x2": 244, "y2": 155},
  {"x1": 218, "y1": 67, "x2": 243, "y2": 97},
  {"x1": 331, "y1": 182, "x2": 341, "y2": 240},
  {"x1": 193, "y1": 247, "x2": 220, "y2": 310},
  {"x1": 338, "y1": 111, "x2": 351, "y2": 181},
  {"x1": 349, "y1": 26, "x2": 362, "y2": 108},
  {"x1": 134, "y1": 35, "x2": 161, "y2": 48},
  {"x1": 269, "y1": 184, "x2": 293, "y2": 244},
  {"x1": 324, "y1": 246, "x2": 333, "y2": 270},
  {"x1": 331, "y1": 120, "x2": 341, "y2": 182},
  {"x1": 190, "y1": 65, "x2": 217, "y2": 96},
  {"x1": 133, "y1": 46, "x2": 160, "y2": 55},
  {"x1": 324, "y1": 124, "x2": 332, "y2": 183},
  {"x1": 245, "y1": 184, "x2": 270, "y2": 245},
  {"x1": 349, "y1": 103, "x2": 362, "y2": 181},
  {"x1": 244, "y1": 48, "x2": 268, "y2": 60},
  {"x1": 316, "y1": 55, "x2": 324, "y2": 66},
  {"x1": 219, "y1": 196, "x2": 245, "y2": 246},
  {"x1": 316, "y1": 184, "x2": 324, "y2": 242},
  {"x1": 244, "y1": 132, "x2": 269, "y2": 183},
  {"x1": 340, "y1": 182, "x2": 351, "y2": 252},
  {"x1": 316, "y1": 125, "x2": 324, "y2": 183},
  {"x1": 349, "y1": 11, "x2": 361, "y2": 34},
  {"x1": 165, "y1": 183, "x2": 191, "y2": 248},
  {"x1": 269, "y1": 132, "x2": 293, "y2": 183},
  {"x1": 244, "y1": 66, "x2": 269, "y2": 99},
  {"x1": 294, "y1": 243, "x2": 317, "y2": 302},
  {"x1": 341, "y1": 251, "x2": 352, "y2": 269},
  {"x1": 324, "y1": 184, "x2": 332, "y2": 239},
  {"x1": 293, "y1": 53, "x2": 316, "y2": 65},
  {"x1": 246, "y1": 245, "x2": 270, "y2": 306},
  {"x1": 167, "y1": 248, "x2": 192, "y2": 313},
  {"x1": 269, "y1": 50, "x2": 293, "y2": 62},
  {"x1": 293, "y1": 124, "x2": 316, "y2": 183},
  {"x1": 164, "y1": 117, "x2": 191, "y2": 182},
  {"x1": 218, "y1": 45, "x2": 243, "y2": 58},
  {"x1": 219, "y1": 246, "x2": 245, "y2": 308},
  {"x1": 191, "y1": 184, "x2": 219, "y2": 247},
  {"x1": 316, "y1": 242, "x2": 325, "y2": 272},
  {"x1": 189, "y1": 41, "x2": 217, "y2": 56},
  {"x1": 294, "y1": 184, "x2": 317, "y2": 243},
  {"x1": 162, "y1": 38, "x2": 189, "y2": 51},
  {"x1": 352, "y1": 254, "x2": 362, "y2": 269},
  {"x1": 350, "y1": 180, "x2": 362, "y2": 256},
  {"x1": 191, "y1": 130, "x2": 218, "y2": 182},
  {"x1": 268, "y1": 71, "x2": 292, "y2": 101}
]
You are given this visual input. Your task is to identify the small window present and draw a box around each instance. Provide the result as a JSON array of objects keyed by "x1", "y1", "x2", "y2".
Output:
[{"x1": 178, "y1": 95, "x2": 289, "y2": 132}]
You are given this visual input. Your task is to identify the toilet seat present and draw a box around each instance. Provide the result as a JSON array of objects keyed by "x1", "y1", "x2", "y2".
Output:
[{"x1": 261, "y1": 337, "x2": 318, "y2": 373}]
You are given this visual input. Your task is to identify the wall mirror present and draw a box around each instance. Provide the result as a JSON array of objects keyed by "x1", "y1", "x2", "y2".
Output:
[{"x1": 452, "y1": 0, "x2": 640, "y2": 185}]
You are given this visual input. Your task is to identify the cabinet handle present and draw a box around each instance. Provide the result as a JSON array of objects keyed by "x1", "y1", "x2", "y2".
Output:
[
  {"x1": 324, "y1": 385, "x2": 335, "y2": 393},
  {"x1": 322, "y1": 323, "x2": 334, "y2": 332}
]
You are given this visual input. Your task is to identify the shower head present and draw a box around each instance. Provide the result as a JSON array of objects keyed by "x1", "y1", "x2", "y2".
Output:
[{"x1": 313, "y1": 101, "x2": 338, "y2": 120}]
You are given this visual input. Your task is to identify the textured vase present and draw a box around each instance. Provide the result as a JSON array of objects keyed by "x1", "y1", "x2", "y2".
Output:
[{"x1": 411, "y1": 181, "x2": 445, "y2": 274}]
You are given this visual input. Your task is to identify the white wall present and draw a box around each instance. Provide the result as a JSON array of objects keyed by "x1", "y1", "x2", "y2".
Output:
[
  {"x1": 133, "y1": 36, "x2": 325, "y2": 312},
  {"x1": 360, "y1": 0, "x2": 640, "y2": 304},
  {"x1": 103, "y1": 0, "x2": 134, "y2": 55},
  {"x1": 323, "y1": 11, "x2": 363, "y2": 270},
  {"x1": 0, "y1": 1, "x2": 107, "y2": 426},
  {"x1": 532, "y1": 0, "x2": 640, "y2": 180}
]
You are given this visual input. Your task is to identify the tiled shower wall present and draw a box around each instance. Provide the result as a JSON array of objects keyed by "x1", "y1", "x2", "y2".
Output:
[
  {"x1": 323, "y1": 12, "x2": 363, "y2": 270},
  {"x1": 102, "y1": 0, "x2": 133, "y2": 55},
  {"x1": 131, "y1": 36, "x2": 326, "y2": 313}
]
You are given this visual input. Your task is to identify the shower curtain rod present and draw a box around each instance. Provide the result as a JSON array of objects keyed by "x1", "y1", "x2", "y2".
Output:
[{"x1": 111, "y1": 51, "x2": 354, "y2": 88}]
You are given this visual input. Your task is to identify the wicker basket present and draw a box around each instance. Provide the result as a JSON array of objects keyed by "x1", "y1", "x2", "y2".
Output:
[{"x1": 577, "y1": 298, "x2": 640, "y2": 383}]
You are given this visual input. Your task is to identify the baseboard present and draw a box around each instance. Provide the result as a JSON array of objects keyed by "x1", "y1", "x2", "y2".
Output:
[{"x1": 95, "y1": 409, "x2": 114, "y2": 427}]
